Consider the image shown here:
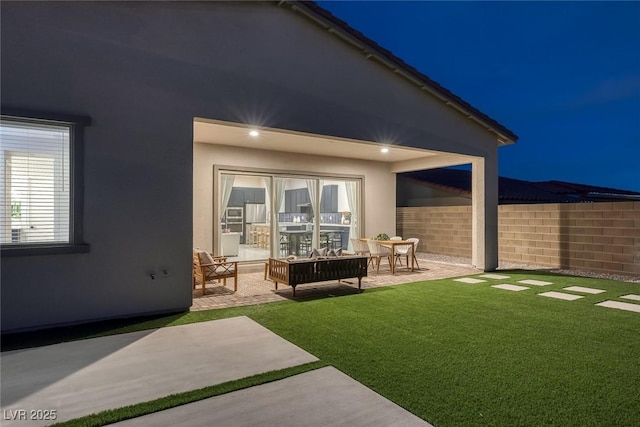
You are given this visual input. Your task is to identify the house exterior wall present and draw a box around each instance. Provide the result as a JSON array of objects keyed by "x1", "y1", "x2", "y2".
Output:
[
  {"x1": 1, "y1": 1, "x2": 500, "y2": 332},
  {"x1": 397, "y1": 202, "x2": 640, "y2": 276},
  {"x1": 194, "y1": 143, "x2": 395, "y2": 252}
]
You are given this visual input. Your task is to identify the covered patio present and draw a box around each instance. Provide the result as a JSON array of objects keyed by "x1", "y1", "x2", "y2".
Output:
[{"x1": 194, "y1": 118, "x2": 504, "y2": 274}]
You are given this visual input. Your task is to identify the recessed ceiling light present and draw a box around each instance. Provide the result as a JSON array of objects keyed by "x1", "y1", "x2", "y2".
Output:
[
  {"x1": 249, "y1": 130, "x2": 260, "y2": 137},
  {"x1": 380, "y1": 147, "x2": 389, "y2": 154}
]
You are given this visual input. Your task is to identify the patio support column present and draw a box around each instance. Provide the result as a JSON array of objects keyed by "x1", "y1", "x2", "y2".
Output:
[{"x1": 471, "y1": 152, "x2": 498, "y2": 271}]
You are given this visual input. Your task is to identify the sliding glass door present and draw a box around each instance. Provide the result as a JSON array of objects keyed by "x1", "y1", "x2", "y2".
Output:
[{"x1": 217, "y1": 171, "x2": 360, "y2": 262}]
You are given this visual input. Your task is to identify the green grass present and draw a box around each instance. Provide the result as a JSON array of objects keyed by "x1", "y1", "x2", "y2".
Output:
[{"x1": 4, "y1": 271, "x2": 640, "y2": 426}]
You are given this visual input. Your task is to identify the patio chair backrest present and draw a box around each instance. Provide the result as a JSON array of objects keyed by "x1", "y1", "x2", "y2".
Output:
[
  {"x1": 367, "y1": 239, "x2": 391, "y2": 256},
  {"x1": 350, "y1": 238, "x2": 369, "y2": 255},
  {"x1": 407, "y1": 237, "x2": 419, "y2": 248},
  {"x1": 394, "y1": 238, "x2": 418, "y2": 255}
]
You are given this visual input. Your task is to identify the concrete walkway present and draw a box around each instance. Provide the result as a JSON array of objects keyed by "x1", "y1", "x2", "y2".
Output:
[
  {"x1": 1, "y1": 317, "x2": 431, "y2": 426},
  {"x1": 113, "y1": 366, "x2": 430, "y2": 427},
  {"x1": 1, "y1": 317, "x2": 317, "y2": 426}
]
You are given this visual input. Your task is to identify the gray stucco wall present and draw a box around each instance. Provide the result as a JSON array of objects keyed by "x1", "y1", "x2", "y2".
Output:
[{"x1": 1, "y1": 1, "x2": 499, "y2": 331}]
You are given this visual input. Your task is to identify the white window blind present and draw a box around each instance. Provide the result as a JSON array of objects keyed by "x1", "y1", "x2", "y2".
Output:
[{"x1": 1, "y1": 119, "x2": 70, "y2": 245}]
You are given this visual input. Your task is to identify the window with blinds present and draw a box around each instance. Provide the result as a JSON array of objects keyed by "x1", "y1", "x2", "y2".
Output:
[{"x1": 1, "y1": 119, "x2": 71, "y2": 245}]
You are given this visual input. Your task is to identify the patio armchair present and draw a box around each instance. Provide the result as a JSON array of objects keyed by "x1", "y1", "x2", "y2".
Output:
[
  {"x1": 193, "y1": 250, "x2": 238, "y2": 296},
  {"x1": 367, "y1": 239, "x2": 393, "y2": 273}
]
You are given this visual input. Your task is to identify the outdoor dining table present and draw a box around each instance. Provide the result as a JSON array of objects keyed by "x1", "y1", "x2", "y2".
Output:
[{"x1": 376, "y1": 239, "x2": 417, "y2": 274}]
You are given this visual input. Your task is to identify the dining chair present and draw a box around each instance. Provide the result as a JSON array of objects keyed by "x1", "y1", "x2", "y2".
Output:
[
  {"x1": 300, "y1": 233, "x2": 312, "y2": 255},
  {"x1": 330, "y1": 232, "x2": 343, "y2": 249},
  {"x1": 351, "y1": 238, "x2": 374, "y2": 269},
  {"x1": 395, "y1": 237, "x2": 420, "y2": 269},
  {"x1": 387, "y1": 236, "x2": 402, "y2": 264},
  {"x1": 279, "y1": 234, "x2": 290, "y2": 257},
  {"x1": 367, "y1": 239, "x2": 393, "y2": 273}
]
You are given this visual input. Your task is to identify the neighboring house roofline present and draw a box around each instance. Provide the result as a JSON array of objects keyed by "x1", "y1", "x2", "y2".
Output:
[
  {"x1": 281, "y1": 1, "x2": 519, "y2": 145},
  {"x1": 540, "y1": 180, "x2": 640, "y2": 196},
  {"x1": 585, "y1": 192, "x2": 640, "y2": 200},
  {"x1": 400, "y1": 175, "x2": 471, "y2": 197},
  {"x1": 399, "y1": 169, "x2": 640, "y2": 204}
]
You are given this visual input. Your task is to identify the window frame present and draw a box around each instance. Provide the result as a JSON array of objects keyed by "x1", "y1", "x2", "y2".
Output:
[{"x1": 1, "y1": 108, "x2": 91, "y2": 256}]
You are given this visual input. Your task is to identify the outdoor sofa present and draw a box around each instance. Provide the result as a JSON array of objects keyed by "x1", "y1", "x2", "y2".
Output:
[{"x1": 268, "y1": 254, "x2": 368, "y2": 296}]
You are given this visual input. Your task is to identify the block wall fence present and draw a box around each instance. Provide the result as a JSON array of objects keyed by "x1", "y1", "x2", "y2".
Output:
[{"x1": 397, "y1": 201, "x2": 640, "y2": 276}]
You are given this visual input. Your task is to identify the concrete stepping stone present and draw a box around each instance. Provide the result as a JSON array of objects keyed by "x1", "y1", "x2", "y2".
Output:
[
  {"x1": 539, "y1": 291, "x2": 583, "y2": 301},
  {"x1": 563, "y1": 286, "x2": 606, "y2": 295},
  {"x1": 518, "y1": 279, "x2": 553, "y2": 286},
  {"x1": 479, "y1": 274, "x2": 510, "y2": 279},
  {"x1": 492, "y1": 284, "x2": 529, "y2": 292},
  {"x1": 596, "y1": 301, "x2": 640, "y2": 313},
  {"x1": 453, "y1": 277, "x2": 486, "y2": 284},
  {"x1": 620, "y1": 294, "x2": 640, "y2": 302}
]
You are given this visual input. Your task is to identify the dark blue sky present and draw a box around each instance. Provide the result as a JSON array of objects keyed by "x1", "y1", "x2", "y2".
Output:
[{"x1": 318, "y1": 1, "x2": 640, "y2": 192}]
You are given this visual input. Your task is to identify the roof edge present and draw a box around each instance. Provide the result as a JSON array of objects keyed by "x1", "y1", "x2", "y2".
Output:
[{"x1": 280, "y1": 0, "x2": 519, "y2": 144}]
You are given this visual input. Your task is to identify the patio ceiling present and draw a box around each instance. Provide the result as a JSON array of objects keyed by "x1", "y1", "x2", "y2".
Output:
[{"x1": 194, "y1": 118, "x2": 473, "y2": 172}]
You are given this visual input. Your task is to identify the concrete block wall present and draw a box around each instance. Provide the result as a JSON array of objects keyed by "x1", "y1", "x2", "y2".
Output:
[
  {"x1": 397, "y1": 201, "x2": 640, "y2": 276},
  {"x1": 396, "y1": 206, "x2": 472, "y2": 258}
]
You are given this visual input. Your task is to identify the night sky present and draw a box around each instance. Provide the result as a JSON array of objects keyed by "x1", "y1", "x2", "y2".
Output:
[{"x1": 318, "y1": 1, "x2": 640, "y2": 192}]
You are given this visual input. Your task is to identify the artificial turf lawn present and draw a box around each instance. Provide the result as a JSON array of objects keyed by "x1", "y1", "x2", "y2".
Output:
[
  {"x1": 243, "y1": 272, "x2": 640, "y2": 426},
  {"x1": 5, "y1": 271, "x2": 640, "y2": 426}
]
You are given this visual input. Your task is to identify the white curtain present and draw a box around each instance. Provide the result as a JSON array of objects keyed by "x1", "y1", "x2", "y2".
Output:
[
  {"x1": 345, "y1": 180, "x2": 358, "y2": 253},
  {"x1": 271, "y1": 178, "x2": 286, "y2": 253},
  {"x1": 306, "y1": 179, "x2": 321, "y2": 249},
  {"x1": 220, "y1": 174, "x2": 235, "y2": 223}
]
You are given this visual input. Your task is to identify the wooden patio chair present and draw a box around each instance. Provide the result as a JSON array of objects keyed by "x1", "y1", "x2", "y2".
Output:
[{"x1": 192, "y1": 250, "x2": 238, "y2": 296}]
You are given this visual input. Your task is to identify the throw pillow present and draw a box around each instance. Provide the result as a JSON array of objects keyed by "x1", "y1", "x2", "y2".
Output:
[
  {"x1": 327, "y1": 248, "x2": 343, "y2": 257},
  {"x1": 200, "y1": 251, "x2": 215, "y2": 265},
  {"x1": 309, "y1": 247, "x2": 328, "y2": 259}
]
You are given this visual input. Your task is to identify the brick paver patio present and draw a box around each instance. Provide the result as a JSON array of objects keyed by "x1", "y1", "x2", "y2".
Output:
[{"x1": 191, "y1": 255, "x2": 480, "y2": 311}]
